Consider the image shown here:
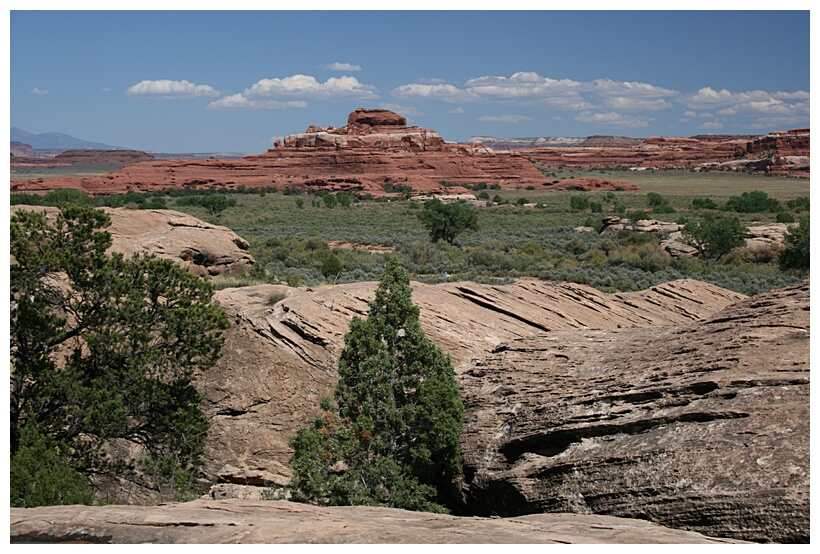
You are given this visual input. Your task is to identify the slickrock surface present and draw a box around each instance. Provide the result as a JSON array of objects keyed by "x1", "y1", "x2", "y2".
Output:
[
  {"x1": 202, "y1": 279, "x2": 745, "y2": 492},
  {"x1": 10, "y1": 205, "x2": 254, "y2": 277},
  {"x1": 10, "y1": 499, "x2": 741, "y2": 544},
  {"x1": 456, "y1": 280, "x2": 809, "y2": 543}
]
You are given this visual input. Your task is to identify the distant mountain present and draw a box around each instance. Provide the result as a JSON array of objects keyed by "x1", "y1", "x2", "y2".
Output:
[{"x1": 10, "y1": 127, "x2": 123, "y2": 150}]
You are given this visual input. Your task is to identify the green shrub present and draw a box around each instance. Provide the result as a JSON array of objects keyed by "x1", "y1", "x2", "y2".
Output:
[
  {"x1": 692, "y1": 197, "x2": 719, "y2": 210},
  {"x1": 43, "y1": 188, "x2": 92, "y2": 206},
  {"x1": 647, "y1": 192, "x2": 665, "y2": 207},
  {"x1": 570, "y1": 195, "x2": 590, "y2": 211},
  {"x1": 723, "y1": 190, "x2": 782, "y2": 213},
  {"x1": 779, "y1": 217, "x2": 809, "y2": 271},
  {"x1": 10, "y1": 422, "x2": 94, "y2": 508},
  {"x1": 785, "y1": 196, "x2": 810, "y2": 212},
  {"x1": 776, "y1": 211, "x2": 795, "y2": 223}
]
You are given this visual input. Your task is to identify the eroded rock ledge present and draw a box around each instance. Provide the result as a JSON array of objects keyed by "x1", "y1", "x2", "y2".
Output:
[
  {"x1": 456, "y1": 280, "x2": 809, "y2": 543},
  {"x1": 10, "y1": 499, "x2": 741, "y2": 544}
]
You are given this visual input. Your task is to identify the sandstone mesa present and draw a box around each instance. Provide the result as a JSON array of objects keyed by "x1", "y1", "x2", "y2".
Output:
[{"x1": 12, "y1": 109, "x2": 807, "y2": 199}]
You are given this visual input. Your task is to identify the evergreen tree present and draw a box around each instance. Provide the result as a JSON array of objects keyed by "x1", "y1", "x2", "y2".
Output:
[
  {"x1": 289, "y1": 257, "x2": 463, "y2": 512},
  {"x1": 10, "y1": 206, "x2": 230, "y2": 505}
]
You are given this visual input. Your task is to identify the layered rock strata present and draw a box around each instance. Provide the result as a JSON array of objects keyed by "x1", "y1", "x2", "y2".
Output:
[
  {"x1": 9, "y1": 109, "x2": 639, "y2": 196},
  {"x1": 521, "y1": 128, "x2": 809, "y2": 176},
  {"x1": 202, "y1": 279, "x2": 744, "y2": 493},
  {"x1": 455, "y1": 281, "x2": 809, "y2": 543}
]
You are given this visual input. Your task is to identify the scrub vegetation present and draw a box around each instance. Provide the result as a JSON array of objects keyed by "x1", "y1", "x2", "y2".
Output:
[{"x1": 11, "y1": 168, "x2": 809, "y2": 296}]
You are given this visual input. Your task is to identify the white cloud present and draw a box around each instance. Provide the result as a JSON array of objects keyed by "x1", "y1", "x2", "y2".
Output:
[
  {"x1": 390, "y1": 72, "x2": 808, "y2": 132},
  {"x1": 207, "y1": 74, "x2": 377, "y2": 110},
  {"x1": 245, "y1": 74, "x2": 377, "y2": 100},
  {"x1": 391, "y1": 83, "x2": 478, "y2": 103},
  {"x1": 126, "y1": 79, "x2": 219, "y2": 98},
  {"x1": 100, "y1": 87, "x2": 113, "y2": 93},
  {"x1": 602, "y1": 97, "x2": 673, "y2": 111},
  {"x1": 322, "y1": 62, "x2": 362, "y2": 72},
  {"x1": 699, "y1": 121, "x2": 724, "y2": 131},
  {"x1": 575, "y1": 111, "x2": 650, "y2": 128},
  {"x1": 591, "y1": 79, "x2": 678, "y2": 98},
  {"x1": 31, "y1": 88, "x2": 49, "y2": 96},
  {"x1": 207, "y1": 94, "x2": 307, "y2": 110},
  {"x1": 717, "y1": 98, "x2": 807, "y2": 117},
  {"x1": 772, "y1": 90, "x2": 810, "y2": 100},
  {"x1": 464, "y1": 72, "x2": 589, "y2": 109},
  {"x1": 448, "y1": 107, "x2": 465, "y2": 114},
  {"x1": 681, "y1": 87, "x2": 774, "y2": 109},
  {"x1": 477, "y1": 114, "x2": 532, "y2": 123}
]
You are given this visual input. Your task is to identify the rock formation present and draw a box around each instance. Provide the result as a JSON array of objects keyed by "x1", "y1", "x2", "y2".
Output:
[
  {"x1": 10, "y1": 205, "x2": 254, "y2": 277},
  {"x1": 521, "y1": 129, "x2": 810, "y2": 176},
  {"x1": 9, "y1": 498, "x2": 742, "y2": 544},
  {"x1": 9, "y1": 108, "x2": 640, "y2": 196},
  {"x1": 200, "y1": 279, "x2": 745, "y2": 497},
  {"x1": 455, "y1": 280, "x2": 809, "y2": 543}
]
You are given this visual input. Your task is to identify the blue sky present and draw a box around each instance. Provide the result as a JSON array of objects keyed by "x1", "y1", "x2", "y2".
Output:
[{"x1": 8, "y1": 6, "x2": 812, "y2": 153}]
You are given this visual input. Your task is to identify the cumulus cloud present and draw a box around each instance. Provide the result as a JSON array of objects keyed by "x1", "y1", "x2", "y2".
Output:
[
  {"x1": 602, "y1": 97, "x2": 673, "y2": 111},
  {"x1": 322, "y1": 62, "x2": 362, "y2": 72},
  {"x1": 477, "y1": 114, "x2": 532, "y2": 123},
  {"x1": 210, "y1": 74, "x2": 378, "y2": 109},
  {"x1": 244, "y1": 74, "x2": 377, "y2": 100},
  {"x1": 126, "y1": 79, "x2": 219, "y2": 98},
  {"x1": 591, "y1": 79, "x2": 678, "y2": 98},
  {"x1": 699, "y1": 120, "x2": 724, "y2": 131},
  {"x1": 681, "y1": 87, "x2": 780, "y2": 109},
  {"x1": 575, "y1": 111, "x2": 650, "y2": 128},
  {"x1": 100, "y1": 87, "x2": 113, "y2": 93},
  {"x1": 392, "y1": 83, "x2": 479, "y2": 103},
  {"x1": 448, "y1": 107, "x2": 465, "y2": 114},
  {"x1": 31, "y1": 88, "x2": 49, "y2": 96},
  {"x1": 464, "y1": 72, "x2": 590, "y2": 109},
  {"x1": 392, "y1": 72, "x2": 677, "y2": 112},
  {"x1": 207, "y1": 94, "x2": 307, "y2": 110}
]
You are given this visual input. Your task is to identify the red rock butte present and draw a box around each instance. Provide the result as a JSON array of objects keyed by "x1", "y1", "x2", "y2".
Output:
[
  {"x1": 10, "y1": 111, "x2": 808, "y2": 198},
  {"x1": 10, "y1": 108, "x2": 640, "y2": 196}
]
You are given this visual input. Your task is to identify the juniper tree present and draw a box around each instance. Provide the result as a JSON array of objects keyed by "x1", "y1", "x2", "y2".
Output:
[
  {"x1": 682, "y1": 216, "x2": 748, "y2": 260},
  {"x1": 418, "y1": 199, "x2": 479, "y2": 245},
  {"x1": 289, "y1": 257, "x2": 463, "y2": 512},
  {"x1": 10, "y1": 205, "x2": 229, "y2": 506}
]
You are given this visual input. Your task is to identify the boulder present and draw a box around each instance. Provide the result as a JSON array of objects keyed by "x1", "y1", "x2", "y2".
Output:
[
  {"x1": 10, "y1": 205, "x2": 254, "y2": 277},
  {"x1": 456, "y1": 281, "x2": 809, "y2": 543}
]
